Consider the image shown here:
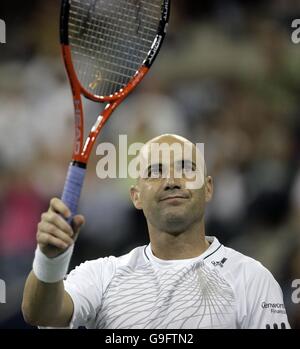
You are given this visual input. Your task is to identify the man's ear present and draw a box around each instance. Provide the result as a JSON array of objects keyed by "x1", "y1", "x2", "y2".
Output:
[
  {"x1": 205, "y1": 176, "x2": 213, "y2": 203},
  {"x1": 130, "y1": 185, "x2": 143, "y2": 210}
]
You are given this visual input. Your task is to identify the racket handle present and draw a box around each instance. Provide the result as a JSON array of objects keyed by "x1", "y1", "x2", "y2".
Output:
[{"x1": 61, "y1": 162, "x2": 86, "y2": 223}]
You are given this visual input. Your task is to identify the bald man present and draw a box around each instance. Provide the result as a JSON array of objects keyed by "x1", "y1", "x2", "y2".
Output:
[{"x1": 22, "y1": 134, "x2": 290, "y2": 329}]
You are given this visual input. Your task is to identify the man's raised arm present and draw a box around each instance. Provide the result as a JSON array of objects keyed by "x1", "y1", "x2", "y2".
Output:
[{"x1": 22, "y1": 198, "x2": 85, "y2": 327}]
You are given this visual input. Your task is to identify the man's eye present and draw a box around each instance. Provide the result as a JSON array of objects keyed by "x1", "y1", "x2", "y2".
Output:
[
  {"x1": 181, "y1": 161, "x2": 196, "y2": 172},
  {"x1": 148, "y1": 165, "x2": 163, "y2": 177}
]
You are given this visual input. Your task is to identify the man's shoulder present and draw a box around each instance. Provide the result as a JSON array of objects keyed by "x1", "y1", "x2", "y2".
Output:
[
  {"x1": 115, "y1": 245, "x2": 149, "y2": 268},
  {"x1": 68, "y1": 245, "x2": 148, "y2": 281},
  {"x1": 80, "y1": 245, "x2": 148, "y2": 269},
  {"x1": 218, "y1": 243, "x2": 275, "y2": 283}
]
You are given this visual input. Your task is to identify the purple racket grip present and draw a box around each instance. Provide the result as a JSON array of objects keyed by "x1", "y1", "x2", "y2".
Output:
[{"x1": 61, "y1": 163, "x2": 86, "y2": 224}]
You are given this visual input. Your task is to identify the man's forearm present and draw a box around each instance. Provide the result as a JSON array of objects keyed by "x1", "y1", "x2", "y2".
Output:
[{"x1": 22, "y1": 271, "x2": 71, "y2": 327}]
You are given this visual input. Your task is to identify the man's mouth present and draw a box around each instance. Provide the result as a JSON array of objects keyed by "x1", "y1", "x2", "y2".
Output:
[{"x1": 160, "y1": 194, "x2": 189, "y2": 202}]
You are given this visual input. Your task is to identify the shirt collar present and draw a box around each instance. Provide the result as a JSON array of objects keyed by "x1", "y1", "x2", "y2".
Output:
[{"x1": 144, "y1": 236, "x2": 222, "y2": 267}]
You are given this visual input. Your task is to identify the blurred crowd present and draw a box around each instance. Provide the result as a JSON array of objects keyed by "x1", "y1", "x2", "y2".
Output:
[{"x1": 0, "y1": 0, "x2": 300, "y2": 328}]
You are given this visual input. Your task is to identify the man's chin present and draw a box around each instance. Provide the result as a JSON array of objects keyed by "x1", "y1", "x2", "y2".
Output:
[{"x1": 159, "y1": 213, "x2": 190, "y2": 234}]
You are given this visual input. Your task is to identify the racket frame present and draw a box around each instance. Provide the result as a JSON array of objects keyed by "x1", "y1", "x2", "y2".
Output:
[
  {"x1": 60, "y1": 0, "x2": 170, "y2": 164},
  {"x1": 59, "y1": 0, "x2": 170, "y2": 218}
]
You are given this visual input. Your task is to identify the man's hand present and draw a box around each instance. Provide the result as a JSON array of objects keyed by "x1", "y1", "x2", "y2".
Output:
[{"x1": 37, "y1": 198, "x2": 85, "y2": 258}]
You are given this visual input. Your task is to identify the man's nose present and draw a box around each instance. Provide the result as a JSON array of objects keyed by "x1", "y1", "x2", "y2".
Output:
[{"x1": 164, "y1": 175, "x2": 182, "y2": 190}]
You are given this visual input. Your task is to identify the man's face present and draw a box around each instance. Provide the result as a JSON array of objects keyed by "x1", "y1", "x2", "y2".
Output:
[{"x1": 130, "y1": 135, "x2": 213, "y2": 235}]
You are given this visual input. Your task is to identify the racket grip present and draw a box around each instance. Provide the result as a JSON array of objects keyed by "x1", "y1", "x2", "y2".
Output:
[{"x1": 61, "y1": 162, "x2": 86, "y2": 223}]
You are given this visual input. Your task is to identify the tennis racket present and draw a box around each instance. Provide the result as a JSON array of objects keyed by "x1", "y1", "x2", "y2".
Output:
[{"x1": 60, "y1": 0, "x2": 170, "y2": 220}]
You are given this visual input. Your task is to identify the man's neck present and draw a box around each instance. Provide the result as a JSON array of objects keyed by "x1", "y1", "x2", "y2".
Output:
[{"x1": 148, "y1": 221, "x2": 210, "y2": 260}]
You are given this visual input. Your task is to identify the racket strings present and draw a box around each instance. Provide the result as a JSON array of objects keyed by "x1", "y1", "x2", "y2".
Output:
[{"x1": 68, "y1": 0, "x2": 163, "y2": 97}]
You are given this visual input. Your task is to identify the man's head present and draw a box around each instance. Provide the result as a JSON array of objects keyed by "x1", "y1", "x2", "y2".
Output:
[{"x1": 130, "y1": 134, "x2": 213, "y2": 235}]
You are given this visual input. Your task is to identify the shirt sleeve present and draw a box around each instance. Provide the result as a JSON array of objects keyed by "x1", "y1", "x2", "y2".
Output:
[
  {"x1": 64, "y1": 257, "x2": 115, "y2": 329},
  {"x1": 241, "y1": 261, "x2": 291, "y2": 329}
]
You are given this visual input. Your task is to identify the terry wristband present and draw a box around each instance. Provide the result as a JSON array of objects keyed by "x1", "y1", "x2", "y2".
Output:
[{"x1": 32, "y1": 244, "x2": 74, "y2": 283}]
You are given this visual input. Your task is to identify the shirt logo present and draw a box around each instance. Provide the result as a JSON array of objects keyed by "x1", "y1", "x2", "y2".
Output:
[
  {"x1": 261, "y1": 302, "x2": 286, "y2": 315},
  {"x1": 211, "y1": 258, "x2": 227, "y2": 268},
  {"x1": 266, "y1": 323, "x2": 287, "y2": 329}
]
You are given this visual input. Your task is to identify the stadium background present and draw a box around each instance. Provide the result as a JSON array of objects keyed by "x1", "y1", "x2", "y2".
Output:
[{"x1": 0, "y1": 0, "x2": 300, "y2": 328}]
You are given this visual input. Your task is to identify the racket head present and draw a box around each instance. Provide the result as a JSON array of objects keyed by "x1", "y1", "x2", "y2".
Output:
[{"x1": 60, "y1": 0, "x2": 170, "y2": 102}]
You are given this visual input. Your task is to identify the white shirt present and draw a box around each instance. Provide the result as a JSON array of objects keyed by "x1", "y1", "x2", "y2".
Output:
[{"x1": 64, "y1": 236, "x2": 290, "y2": 329}]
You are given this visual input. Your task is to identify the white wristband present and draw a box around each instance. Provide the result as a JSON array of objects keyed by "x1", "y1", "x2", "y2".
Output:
[{"x1": 32, "y1": 245, "x2": 74, "y2": 283}]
